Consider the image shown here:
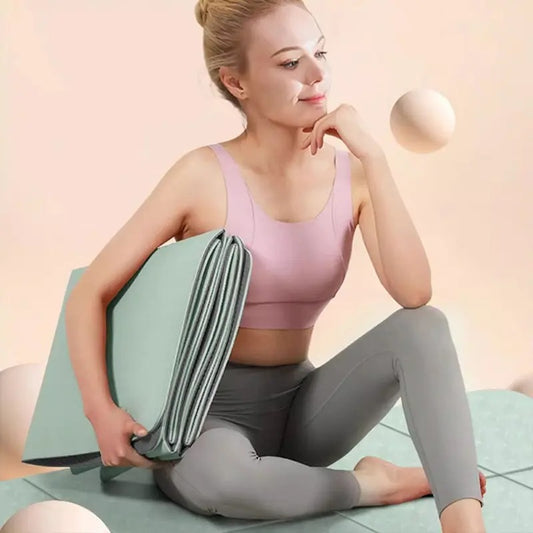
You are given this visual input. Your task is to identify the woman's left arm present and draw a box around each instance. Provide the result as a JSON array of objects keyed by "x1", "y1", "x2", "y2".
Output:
[
  {"x1": 301, "y1": 103, "x2": 432, "y2": 307},
  {"x1": 358, "y1": 147, "x2": 432, "y2": 306}
]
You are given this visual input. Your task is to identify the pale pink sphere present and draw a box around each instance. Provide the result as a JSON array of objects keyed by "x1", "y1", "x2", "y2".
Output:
[
  {"x1": 509, "y1": 372, "x2": 533, "y2": 398},
  {"x1": 390, "y1": 88, "x2": 456, "y2": 153},
  {"x1": 1, "y1": 500, "x2": 110, "y2": 533},
  {"x1": 0, "y1": 363, "x2": 65, "y2": 478}
]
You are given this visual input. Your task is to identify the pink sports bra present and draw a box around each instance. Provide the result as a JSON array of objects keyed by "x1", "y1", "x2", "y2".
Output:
[{"x1": 209, "y1": 143, "x2": 356, "y2": 330}]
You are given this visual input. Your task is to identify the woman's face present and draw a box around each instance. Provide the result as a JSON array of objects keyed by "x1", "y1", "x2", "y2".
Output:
[{"x1": 234, "y1": 4, "x2": 331, "y2": 127}]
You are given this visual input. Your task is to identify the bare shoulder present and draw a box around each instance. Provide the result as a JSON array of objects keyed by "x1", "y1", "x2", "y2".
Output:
[
  {"x1": 173, "y1": 144, "x2": 216, "y2": 179},
  {"x1": 345, "y1": 150, "x2": 368, "y2": 226},
  {"x1": 178, "y1": 144, "x2": 221, "y2": 203},
  {"x1": 164, "y1": 146, "x2": 208, "y2": 238},
  {"x1": 66, "y1": 145, "x2": 219, "y2": 306},
  {"x1": 173, "y1": 144, "x2": 223, "y2": 238}
]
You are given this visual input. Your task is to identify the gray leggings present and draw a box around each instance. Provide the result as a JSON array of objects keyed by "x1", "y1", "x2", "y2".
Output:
[{"x1": 153, "y1": 305, "x2": 484, "y2": 520}]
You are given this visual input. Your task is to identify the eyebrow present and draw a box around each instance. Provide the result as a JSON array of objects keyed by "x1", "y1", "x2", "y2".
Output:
[{"x1": 270, "y1": 35, "x2": 325, "y2": 58}]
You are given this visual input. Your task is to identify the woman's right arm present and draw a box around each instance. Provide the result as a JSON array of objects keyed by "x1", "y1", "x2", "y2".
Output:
[
  {"x1": 65, "y1": 291, "x2": 116, "y2": 420},
  {"x1": 64, "y1": 148, "x2": 204, "y2": 421}
]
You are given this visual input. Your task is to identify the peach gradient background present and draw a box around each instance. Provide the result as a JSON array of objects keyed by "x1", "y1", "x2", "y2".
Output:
[{"x1": 1, "y1": 0, "x2": 531, "y2": 402}]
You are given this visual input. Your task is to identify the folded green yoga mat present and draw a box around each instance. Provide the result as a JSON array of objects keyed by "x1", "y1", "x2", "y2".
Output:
[{"x1": 21, "y1": 228, "x2": 252, "y2": 482}]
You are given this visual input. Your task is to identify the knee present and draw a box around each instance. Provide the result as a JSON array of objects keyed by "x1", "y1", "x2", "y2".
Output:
[
  {"x1": 392, "y1": 304, "x2": 449, "y2": 335},
  {"x1": 153, "y1": 463, "x2": 215, "y2": 516},
  {"x1": 201, "y1": 429, "x2": 259, "y2": 500},
  {"x1": 388, "y1": 306, "x2": 455, "y2": 363},
  {"x1": 169, "y1": 428, "x2": 257, "y2": 505}
]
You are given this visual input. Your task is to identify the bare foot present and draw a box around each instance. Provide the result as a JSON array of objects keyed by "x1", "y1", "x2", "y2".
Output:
[{"x1": 352, "y1": 456, "x2": 486, "y2": 507}]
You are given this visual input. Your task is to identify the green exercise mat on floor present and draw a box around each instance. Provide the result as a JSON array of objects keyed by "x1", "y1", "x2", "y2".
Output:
[
  {"x1": 21, "y1": 228, "x2": 252, "y2": 482},
  {"x1": 4, "y1": 390, "x2": 533, "y2": 533}
]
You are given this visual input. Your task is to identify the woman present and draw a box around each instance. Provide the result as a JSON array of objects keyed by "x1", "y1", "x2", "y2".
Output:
[
  {"x1": 80, "y1": 0, "x2": 487, "y2": 529},
  {"x1": 149, "y1": 1, "x2": 487, "y2": 529}
]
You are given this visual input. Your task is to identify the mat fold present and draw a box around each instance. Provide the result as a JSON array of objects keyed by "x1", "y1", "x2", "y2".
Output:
[{"x1": 22, "y1": 228, "x2": 252, "y2": 481}]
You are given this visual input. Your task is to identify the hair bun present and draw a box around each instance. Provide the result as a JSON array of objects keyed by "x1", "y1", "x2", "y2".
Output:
[{"x1": 196, "y1": 0, "x2": 211, "y2": 28}]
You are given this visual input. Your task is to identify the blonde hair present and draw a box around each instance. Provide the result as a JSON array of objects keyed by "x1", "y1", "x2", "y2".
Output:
[{"x1": 194, "y1": 0, "x2": 309, "y2": 126}]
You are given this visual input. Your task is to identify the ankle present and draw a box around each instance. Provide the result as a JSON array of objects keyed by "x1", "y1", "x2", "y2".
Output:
[
  {"x1": 351, "y1": 470, "x2": 393, "y2": 507},
  {"x1": 440, "y1": 498, "x2": 485, "y2": 533}
]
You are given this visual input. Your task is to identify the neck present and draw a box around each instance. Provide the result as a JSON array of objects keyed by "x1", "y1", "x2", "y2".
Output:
[{"x1": 236, "y1": 128, "x2": 315, "y2": 178}]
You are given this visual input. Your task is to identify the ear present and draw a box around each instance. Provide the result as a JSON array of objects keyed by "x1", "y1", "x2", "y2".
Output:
[{"x1": 219, "y1": 66, "x2": 244, "y2": 99}]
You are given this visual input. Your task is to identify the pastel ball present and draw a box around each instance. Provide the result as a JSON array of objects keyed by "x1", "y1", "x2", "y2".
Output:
[
  {"x1": 0, "y1": 363, "x2": 65, "y2": 477},
  {"x1": 509, "y1": 372, "x2": 533, "y2": 398},
  {"x1": 1, "y1": 500, "x2": 110, "y2": 533},
  {"x1": 390, "y1": 89, "x2": 456, "y2": 153}
]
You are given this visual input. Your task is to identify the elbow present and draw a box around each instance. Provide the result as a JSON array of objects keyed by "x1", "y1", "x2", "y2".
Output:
[{"x1": 398, "y1": 287, "x2": 432, "y2": 309}]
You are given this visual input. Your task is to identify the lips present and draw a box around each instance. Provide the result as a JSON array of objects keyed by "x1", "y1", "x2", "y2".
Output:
[{"x1": 301, "y1": 94, "x2": 325, "y2": 101}]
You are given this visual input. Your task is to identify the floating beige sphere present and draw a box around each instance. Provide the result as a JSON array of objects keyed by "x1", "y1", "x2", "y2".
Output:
[
  {"x1": 0, "y1": 363, "x2": 65, "y2": 479},
  {"x1": 508, "y1": 372, "x2": 533, "y2": 398},
  {"x1": 1, "y1": 500, "x2": 110, "y2": 533},
  {"x1": 390, "y1": 89, "x2": 456, "y2": 153}
]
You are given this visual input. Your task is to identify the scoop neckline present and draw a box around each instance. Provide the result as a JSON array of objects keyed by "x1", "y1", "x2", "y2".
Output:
[{"x1": 215, "y1": 142, "x2": 338, "y2": 226}]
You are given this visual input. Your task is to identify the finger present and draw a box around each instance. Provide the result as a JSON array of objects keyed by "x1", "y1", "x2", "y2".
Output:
[
  {"x1": 149, "y1": 460, "x2": 167, "y2": 470},
  {"x1": 312, "y1": 126, "x2": 323, "y2": 154},
  {"x1": 313, "y1": 134, "x2": 321, "y2": 154},
  {"x1": 127, "y1": 449, "x2": 153, "y2": 469},
  {"x1": 128, "y1": 429, "x2": 151, "y2": 466},
  {"x1": 129, "y1": 442, "x2": 162, "y2": 469},
  {"x1": 132, "y1": 423, "x2": 148, "y2": 437},
  {"x1": 143, "y1": 458, "x2": 165, "y2": 470}
]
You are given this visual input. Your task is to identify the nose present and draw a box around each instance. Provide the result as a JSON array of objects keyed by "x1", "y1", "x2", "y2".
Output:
[{"x1": 305, "y1": 58, "x2": 326, "y2": 86}]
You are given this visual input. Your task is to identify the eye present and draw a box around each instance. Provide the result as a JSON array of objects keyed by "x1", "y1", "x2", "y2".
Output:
[{"x1": 281, "y1": 50, "x2": 328, "y2": 70}]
